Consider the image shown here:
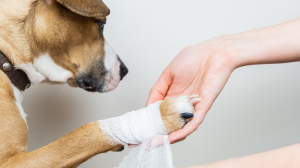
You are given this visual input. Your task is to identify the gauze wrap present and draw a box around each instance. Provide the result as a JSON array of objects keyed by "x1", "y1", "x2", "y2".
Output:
[{"x1": 98, "y1": 101, "x2": 174, "y2": 168}]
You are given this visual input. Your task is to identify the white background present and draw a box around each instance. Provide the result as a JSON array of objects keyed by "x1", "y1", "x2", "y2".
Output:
[{"x1": 23, "y1": 0, "x2": 300, "y2": 167}]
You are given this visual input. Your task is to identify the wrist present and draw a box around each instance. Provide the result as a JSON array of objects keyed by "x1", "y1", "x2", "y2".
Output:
[
  {"x1": 198, "y1": 35, "x2": 243, "y2": 71},
  {"x1": 211, "y1": 34, "x2": 261, "y2": 69}
]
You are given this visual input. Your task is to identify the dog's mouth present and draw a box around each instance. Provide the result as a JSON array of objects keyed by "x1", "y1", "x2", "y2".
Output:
[
  {"x1": 76, "y1": 75, "x2": 116, "y2": 93},
  {"x1": 75, "y1": 76, "x2": 105, "y2": 92},
  {"x1": 84, "y1": 86, "x2": 97, "y2": 92}
]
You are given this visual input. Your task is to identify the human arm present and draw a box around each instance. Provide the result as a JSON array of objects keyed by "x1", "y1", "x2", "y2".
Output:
[
  {"x1": 146, "y1": 17, "x2": 300, "y2": 144},
  {"x1": 187, "y1": 143, "x2": 300, "y2": 168}
]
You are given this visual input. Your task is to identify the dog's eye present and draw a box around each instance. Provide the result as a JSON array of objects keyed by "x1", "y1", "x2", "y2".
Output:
[{"x1": 99, "y1": 22, "x2": 106, "y2": 33}]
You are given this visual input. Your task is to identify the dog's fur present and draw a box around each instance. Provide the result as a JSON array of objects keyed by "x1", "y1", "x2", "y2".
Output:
[{"x1": 0, "y1": 0, "x2": 196, "y2": 167}]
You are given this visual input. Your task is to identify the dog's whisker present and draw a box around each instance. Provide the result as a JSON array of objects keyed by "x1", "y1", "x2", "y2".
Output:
[{"x1": 58, "y1": 85, "x2": 67, "y2": 99}]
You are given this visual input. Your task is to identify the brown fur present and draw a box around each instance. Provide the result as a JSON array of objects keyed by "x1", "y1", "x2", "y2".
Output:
[
  {"x1": 0, "y1": 0, "x2": 185, "y2": 167},
  {"x1": 56, "y1": 0, "x2": 110, "y2": 18},
  {"x1": 27, "y1": 0, "x2": 107, "y2": 78},
  {"x1": 0, "y1": 0, "x2": 35, "y2": 65},
  {"x1": 0, "y1": 0, "x2": 107, "y2": 78},
  {"x1": 1, "y1": 121, "x2": 122, "y2": 168},
  {"x1": 160, "y1": 98, "x2": 185, "y2": 133},
  {"x1": 0, "y1": 71, "x2": 28, "y2": 165}
]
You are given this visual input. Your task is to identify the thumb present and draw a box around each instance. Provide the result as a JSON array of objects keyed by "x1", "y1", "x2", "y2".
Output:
[{"x1": 146, "y1": 67, "x2": 172, "y2": 106}]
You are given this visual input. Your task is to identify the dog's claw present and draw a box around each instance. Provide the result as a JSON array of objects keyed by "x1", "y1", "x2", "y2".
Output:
[
  {"x1": 189, "y1": 97, "x2": 201, "y2": 105},
  {"x1": 181, "y1": 113, "x2": 194, "y2": 119},
  {"x1": 117, "y1": 146, "x2": 125, "y2": 152}
]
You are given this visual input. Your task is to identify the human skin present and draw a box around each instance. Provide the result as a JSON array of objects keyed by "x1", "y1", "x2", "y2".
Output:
[
  {"x1": 187, "y1": 143, "x2": 300, "y2": 168},
  {"x1": 146, "y1": 17, "x2": 300, "y2": 167}
]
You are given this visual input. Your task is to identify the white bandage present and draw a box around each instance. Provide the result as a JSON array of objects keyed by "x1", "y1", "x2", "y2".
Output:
[{"x1": 98, "y1": 101, "x2": 174, "y2": 168}]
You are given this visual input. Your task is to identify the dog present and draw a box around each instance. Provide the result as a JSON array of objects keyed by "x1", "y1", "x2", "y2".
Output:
[{"x1": 0, "y1": 0, "x2": 197, "y2": 167}]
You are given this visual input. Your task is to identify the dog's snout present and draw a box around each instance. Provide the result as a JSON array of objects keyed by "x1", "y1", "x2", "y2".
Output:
[
  {"x1": 119, "y1": 58, "x2": 128, "y2": 80},
  {"x1": 76, "y1": 55, "x2": 128, "y2": 92}
]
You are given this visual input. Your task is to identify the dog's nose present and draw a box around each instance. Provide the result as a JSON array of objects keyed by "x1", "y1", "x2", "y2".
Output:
[{"x1": 119, "y1": 59, "x2": 128, "y2": 80}]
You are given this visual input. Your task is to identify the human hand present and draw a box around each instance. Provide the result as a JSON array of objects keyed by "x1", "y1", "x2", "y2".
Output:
[
  {"x1": 146, "y1": 37, "x2": 238, "y2": 144},
  {"x1": 148, "y1": 18, "x2": 300, "y2": 143}
]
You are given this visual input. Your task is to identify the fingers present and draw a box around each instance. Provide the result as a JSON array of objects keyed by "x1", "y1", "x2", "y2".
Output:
[
  {"x1": 146, "y1": 67, "x2": 173, "y2": 106},
  {"x1": 168, "y1": 96, "x2": 214, "y2": 144}
]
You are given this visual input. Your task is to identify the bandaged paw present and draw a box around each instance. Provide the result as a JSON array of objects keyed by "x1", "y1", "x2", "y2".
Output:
[{"x1": 98, "y1": 95, "x2": 200, "y2": 168}]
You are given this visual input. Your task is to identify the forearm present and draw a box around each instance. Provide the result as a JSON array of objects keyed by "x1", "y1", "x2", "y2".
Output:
[
  {"x1": 219, "y1": 17, "x2": 300, "y2": 68},
  {"x1": 188, "y1": 143, "x2": 300, "y2": 168}
]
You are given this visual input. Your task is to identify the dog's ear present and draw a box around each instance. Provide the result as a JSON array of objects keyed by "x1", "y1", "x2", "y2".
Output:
[{"x1": 56, "y1": 0, "x2": 110, "y2": 18}]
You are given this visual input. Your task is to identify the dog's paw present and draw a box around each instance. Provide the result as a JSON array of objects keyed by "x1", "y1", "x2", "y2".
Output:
[{"x1": 159, "y1": 95, "x2": 201, "y2": 133}]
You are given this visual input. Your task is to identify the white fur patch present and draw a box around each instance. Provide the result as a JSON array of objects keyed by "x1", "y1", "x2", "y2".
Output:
[
  {"x1": 175, "y1": 96, "x2": 196, "y2": 114},
  {"x1": 33, "y1": 54, "x2": 73, "y2": 83},
  {"x1": 104, "y1": 41, "x2": 121, "y2": 91},
  {"x1": 11, "y1": 83, "x2": 27, "y2": 127},
  {"x1": 104, "y1": 41, "x2": 118, "y2": 71},
  {"x1": 16, "y1": 63, "x2": 46, "y2": 84}
]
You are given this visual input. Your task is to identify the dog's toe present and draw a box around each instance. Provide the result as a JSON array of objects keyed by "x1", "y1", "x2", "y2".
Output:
[
  {"x1": 116, "y1": 146, "x2": 125, "y2": 152},
  {"x1": 159, "y1": 95, "x2": 201, "y2": 133}
]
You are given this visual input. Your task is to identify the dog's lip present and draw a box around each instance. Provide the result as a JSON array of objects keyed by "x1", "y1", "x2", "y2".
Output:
[{"x1": 84, "y1": 87, "x2": 97, "y2": 92}]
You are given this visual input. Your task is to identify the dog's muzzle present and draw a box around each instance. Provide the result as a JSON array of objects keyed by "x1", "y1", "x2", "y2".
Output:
[{"x1": 76, "y1": 58, "x2": 128, "y2": 92}]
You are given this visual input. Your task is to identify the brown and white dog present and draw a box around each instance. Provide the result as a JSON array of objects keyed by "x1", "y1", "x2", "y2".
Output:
[{"x1": 0, "y1": 0, "x2": 198, "y2": 167}]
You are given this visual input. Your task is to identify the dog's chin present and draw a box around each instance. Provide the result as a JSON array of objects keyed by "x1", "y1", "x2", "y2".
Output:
[
  {"x1": 67, "y1": 79, "x2": 98, "y2": 92},
  {"x1": 80, "y1": 84, "x2": 110, "y2": 93},
  {"x1": 84, "y1": 87, "x2": 98, "y2": 92},
  {"x1": 83, "y1": 82, "x2": 120, "y2": 93},
  {"x1": 73, "y1": 74, "x2": 121, "y2": 93}
]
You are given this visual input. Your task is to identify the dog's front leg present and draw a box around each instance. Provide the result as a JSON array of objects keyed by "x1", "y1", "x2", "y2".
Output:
[
  {"x1": 0, "y1": 71, "x2": 122, "y2": 168},
  {"x1": 1, "y1": 122, "x2": 123, "y2": 168}
]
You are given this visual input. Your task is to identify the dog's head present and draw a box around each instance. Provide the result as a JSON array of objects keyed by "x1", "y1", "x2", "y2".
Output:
[{"x1": 27, "y1": 0, "x2": 128, "y2": 92}]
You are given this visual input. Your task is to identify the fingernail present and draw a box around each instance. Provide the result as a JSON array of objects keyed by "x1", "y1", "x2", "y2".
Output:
[{"x1": 181, "y1": 113, "x2": 194, "y2": 119}]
